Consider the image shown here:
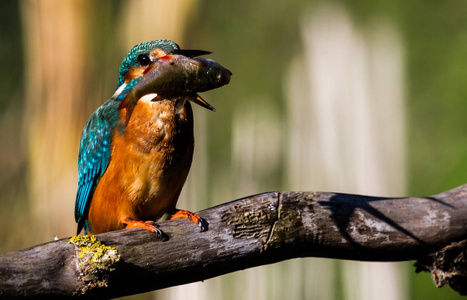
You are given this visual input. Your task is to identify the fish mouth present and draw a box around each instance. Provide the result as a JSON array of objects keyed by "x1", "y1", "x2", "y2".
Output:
[{"x1": 187, "y1": 94, "x2": 216, "y2": 112}]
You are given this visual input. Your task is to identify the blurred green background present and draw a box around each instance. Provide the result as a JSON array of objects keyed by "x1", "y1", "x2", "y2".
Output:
[{"x1": 1, "y1": 0, "x2": 466, "y2": 299}]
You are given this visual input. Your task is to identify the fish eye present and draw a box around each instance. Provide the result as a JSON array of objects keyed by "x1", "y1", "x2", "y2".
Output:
[{"x1": 137, "y1": 54, "x2": 151, "y2": 66}]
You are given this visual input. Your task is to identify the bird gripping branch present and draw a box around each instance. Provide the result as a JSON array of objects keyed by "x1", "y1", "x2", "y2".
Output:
[{"x1": 74, "y1": 40, "x2": 231, "y2": 235}]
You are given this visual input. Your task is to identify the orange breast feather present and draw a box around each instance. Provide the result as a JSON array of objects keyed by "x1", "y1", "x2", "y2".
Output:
[{"x1": 87, "y1": 98, "x2": 194, "y2": 234}]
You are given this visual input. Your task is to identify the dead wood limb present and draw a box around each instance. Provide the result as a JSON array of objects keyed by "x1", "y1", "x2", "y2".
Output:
[{"x1": 1, "y1": 185, "x2": 467, "y2": 298}]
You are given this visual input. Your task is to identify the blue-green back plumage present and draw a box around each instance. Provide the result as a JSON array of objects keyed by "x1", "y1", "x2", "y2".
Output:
[
  {"x1": 74, "y1": 40, "x2": 180, "y2": 234},
  {"x1": 74, "y1": 99, "x2": 116, "y2": 234}
]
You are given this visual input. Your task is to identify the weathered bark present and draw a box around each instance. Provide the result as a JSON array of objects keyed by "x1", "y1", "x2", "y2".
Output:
[{"x1": 1, "y1": 184, "x2": 467, "y2": 298}]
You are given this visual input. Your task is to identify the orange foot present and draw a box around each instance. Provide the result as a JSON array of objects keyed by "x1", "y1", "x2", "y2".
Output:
[
  {"x1": 121, "y1": 218, "x2": 162, "y2": 235},
  {"x1": 169, "y1": 209, "x2": 208, "y2": 231}
]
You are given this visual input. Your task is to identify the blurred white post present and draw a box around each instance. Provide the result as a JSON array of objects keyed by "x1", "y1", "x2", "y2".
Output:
[{"x1": 287, "y1": 3, "x2": 407, "y2": 300}]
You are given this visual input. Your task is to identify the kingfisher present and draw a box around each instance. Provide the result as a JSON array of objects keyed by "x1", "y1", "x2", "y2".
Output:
[{"x1": 74, "y1": 40, "x2": 231, "y2": 235}]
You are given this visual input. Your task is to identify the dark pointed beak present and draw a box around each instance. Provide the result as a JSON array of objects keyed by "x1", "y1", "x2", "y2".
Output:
[
  {"x1": 188, "y1": 94, "x2": 216, "y2": 112},
  {"x1": 172, "y1": 49, "x2": 212, "y2": 57}
]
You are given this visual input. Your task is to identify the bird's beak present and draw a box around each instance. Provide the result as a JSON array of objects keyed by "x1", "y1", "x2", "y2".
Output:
[
  {"x1": 187, "y1": 94, "x2": 216, "y2": 112},
  {"x1": 172, "y1": 49, "x2": 212, "y2": 58}
]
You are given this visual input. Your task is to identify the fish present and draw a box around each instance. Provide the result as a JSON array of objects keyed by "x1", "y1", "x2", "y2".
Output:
[{"x1": 120, "y1": 54, "x2": 232, "y2": 112}]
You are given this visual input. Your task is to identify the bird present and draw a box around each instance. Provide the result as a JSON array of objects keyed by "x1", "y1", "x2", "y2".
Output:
[{"x1": 74, "y1": 39, "x2": 231, "y2": 235}]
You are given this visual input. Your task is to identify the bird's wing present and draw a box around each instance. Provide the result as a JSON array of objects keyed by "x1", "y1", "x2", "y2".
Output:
[
  {"x1": 74, "y1": 101, "x2": 115, "y2": 234},
  {"x1": 74, "y1": 79, "x2": 144, "y2": 234}
]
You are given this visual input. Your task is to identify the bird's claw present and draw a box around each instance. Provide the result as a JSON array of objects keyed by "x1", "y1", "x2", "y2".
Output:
[
  {"x1": 122, "y1": 218, "x2": 162, "y2": 236},
  {"x1": 169, "y1": 210, "x2": 208, "y2": 232}
]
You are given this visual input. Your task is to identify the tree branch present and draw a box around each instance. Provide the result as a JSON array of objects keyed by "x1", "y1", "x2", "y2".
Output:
[{"x1": 1, "y1": 185, "x2": 467, "y2": 298}]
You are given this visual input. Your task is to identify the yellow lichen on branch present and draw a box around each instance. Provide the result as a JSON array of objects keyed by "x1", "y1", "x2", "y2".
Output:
[
  {"x1": 69, "y1": 235, "x2": 121, "y2": 293},
  {"x1": 69, "y1": 235, "x2": 120, "y2": 266}
]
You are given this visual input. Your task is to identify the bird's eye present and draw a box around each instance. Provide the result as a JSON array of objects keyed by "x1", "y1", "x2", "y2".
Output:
[{"x1": 137, "y1": 54, "x2": 151, "y2": 66}]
